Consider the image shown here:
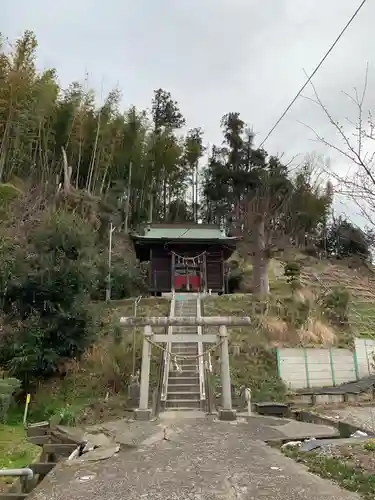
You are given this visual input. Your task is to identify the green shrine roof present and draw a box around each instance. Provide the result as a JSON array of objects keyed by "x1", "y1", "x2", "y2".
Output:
[{"x1": 131, "y1": 224, "x2": 238, "y2": 242}]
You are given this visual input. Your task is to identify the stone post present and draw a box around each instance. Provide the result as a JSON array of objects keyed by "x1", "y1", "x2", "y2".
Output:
[
  {"x1": 218, "y1": 325, "x2": 236, "y2": 421},
  {"x1": 134, "y1": 325, "x2": 153, "y2": 420}
]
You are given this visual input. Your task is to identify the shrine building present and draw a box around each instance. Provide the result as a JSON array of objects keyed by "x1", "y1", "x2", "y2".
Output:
[{"x1": 130, "y1": 223, "x2": 238, "y2": 295}]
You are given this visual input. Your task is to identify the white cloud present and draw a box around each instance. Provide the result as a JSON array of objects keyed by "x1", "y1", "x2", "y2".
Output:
[{"x1": 3, "y1": 0, "x2": 375, "y2": 224}]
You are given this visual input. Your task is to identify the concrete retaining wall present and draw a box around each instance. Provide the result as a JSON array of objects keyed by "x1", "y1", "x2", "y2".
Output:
[
  {"x1": 354, "y1": 338, "x2": 375, "y2": 378},
  {"x1": 277, "y1": 338, "x2": 374, "y2": 389}
]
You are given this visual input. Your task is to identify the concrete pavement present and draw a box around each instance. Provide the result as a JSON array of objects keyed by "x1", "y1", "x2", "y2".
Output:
[{"x1": 30, "y1": 414, "x2": 360, "y2": 500}]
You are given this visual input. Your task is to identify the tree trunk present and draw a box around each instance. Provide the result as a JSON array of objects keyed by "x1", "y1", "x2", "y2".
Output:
[
  {"x1": 163, "y1": 168, "x2": 167, "y2": 220},
  {"x1": 251, "y1": 216, "x2": 270, "y2": 297},
  {"x1": 61, "y1": 147, "x2": 72, "y2": 193},
  {"x1": 124, "y1": 161, "x2": 132, "y2": 233},
  {"x1": 149, "y1": 191, "x2": 153, "y2": 223}
]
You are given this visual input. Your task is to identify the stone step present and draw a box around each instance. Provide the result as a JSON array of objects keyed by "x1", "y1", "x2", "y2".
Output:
[
  {"x1": 172, "y1": 327, "x2": 197, "y2": 334},
  {"x1": 172, "y1": 341, "x2": 197, "y2": 346},
  {"x1": 171, "y1": 341, "x2": 198, "y2": 346},
  {"x1": 170, "y1": 360, "x2": 198, "y2": 365},
  {"x1": 171, "y1": 349, "x2": 198, "y2": 355},
  {"x1": 168, "y1": 384, "x2": 200, "y2": 392},
  {"x1": 169, "y1": 376, "x2": 199, "y2": 385},
  {"x1": 171, "y1": 346, "x2": 198, "y2": 352},
  {"x1": 174, "y1": 365, "x2": 198, "y2": 372},
  {"x1": 174, "y1": 359, "x2": 198, "y2": 365},
  {"x1": 171, "y1": 351, "x2": 198, "y2": 357},
  {"x1": 171, "y1": 358, "x2": 198, "y2": 362},
  {"x1": 166, "y1": 399, "x2": 201, "y2": 409},
  {"x1": 169, "y1": 370, "x2": 198, "y2": 377},
  {"x1": 164, "y1": 406, "x2": 201, "y2": 412},
  {"x1": 172, "y1": 343, "x2": 198, "y2": 347},
  {"x1": 167, "y1": 392, "x2": 200, "y2": 401}
]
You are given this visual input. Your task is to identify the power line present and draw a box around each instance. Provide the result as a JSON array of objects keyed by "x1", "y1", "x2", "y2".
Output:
[{"x1": 259, "y1": 0, "x2": 368, "y2": 149}]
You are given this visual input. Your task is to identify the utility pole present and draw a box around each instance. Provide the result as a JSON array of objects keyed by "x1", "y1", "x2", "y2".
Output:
[
  {"x1": 106, "y1": 222, "x2": 116, "y2": 302},
  {"x1": 195, "y1": 161, "x2": 199, "y2": 223}
]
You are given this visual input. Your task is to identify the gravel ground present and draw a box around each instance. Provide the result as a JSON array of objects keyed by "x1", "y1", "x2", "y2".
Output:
[
  {"x1": 29, "y1": 415, "x2": 359, "y2": 500},
  {"x1": 321, "y1": 406, "x2": 375, "y2": 434}
]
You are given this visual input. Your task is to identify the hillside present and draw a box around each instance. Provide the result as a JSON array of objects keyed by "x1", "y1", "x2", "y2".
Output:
[
  {"x1": 207, "y1": 252, "x2": 375, "y2": 347},
  {"x1": 201, "y1": 253, "x2": 375, "y2": 401},
  {"x1": 7, "y1": 253, "x2": 375, "y2": 420},
  {"x1": 27, "y1": 297, "x2": 170, "y2": 425}
]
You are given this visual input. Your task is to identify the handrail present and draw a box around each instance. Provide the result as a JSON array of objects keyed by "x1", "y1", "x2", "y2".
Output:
[
  {"x1": 152, "y1": 343, "x2": 165, "y2": 417},
  {"x1": 196, "y1": 294, "x2": 206, "y2": 403},
  {"x1": 160, "y1": 292, "x2": 175, "y2": 402},
  {"x1": 204, "y1": 350, "x2": 216, "y2": 414},
  {"x1": 132, "y1": 295, "x2": 142, "y2": 376},
  {"x1": 0, "y1": 468, "x2": 33, "y2": 479}
]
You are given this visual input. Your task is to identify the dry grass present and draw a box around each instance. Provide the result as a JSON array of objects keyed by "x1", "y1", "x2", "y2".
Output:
[
  {"x1": 261, "y1": 316, "x2": 291, "y2": 345},
  {"x1": 294, "y1": 287, "x2": 316, "y2": 305},
  {"x1": 298, "y1": 319, "x2": 337, "y2": 346},
  {"x1": 204, "y1": 294, "x2": 340, "y2": 348},
  {"x1": 72, "y1": 296, "x2": 170, "y2": 386},
  {"x1": 29, "y1": 297, "x2": 170, "y2": 423},
  {"x1": 96, "y1": 297, "x2": 170, "y2": 335}
]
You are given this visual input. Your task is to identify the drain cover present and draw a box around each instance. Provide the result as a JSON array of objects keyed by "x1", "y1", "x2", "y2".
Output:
[{"x1": 254, "y1": 402, "x2": 289, "y2": 418}]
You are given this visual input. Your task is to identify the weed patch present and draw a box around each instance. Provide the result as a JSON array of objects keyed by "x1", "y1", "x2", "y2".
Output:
[
  {"x1": 284, "y1": 444, "x2": 375, "y2": 500},
  {"x1": 0, "y1": 424, "x2": 39, "y2": 490}
]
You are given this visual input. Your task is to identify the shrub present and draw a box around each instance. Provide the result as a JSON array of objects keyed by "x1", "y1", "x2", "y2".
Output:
[
  {"x1": 284, "y1": 261, "x2": 302, "y2": 294},
  {"x1": 303, "y1": 245, "x2": 319, "y2": 257},
  {"x1": 0, "y1": 210, "x2": 98, "y2": 386},
  {"x1": 1, "y1": 304, "x2": 96, "y2": 386},
  {"x1": 0, "y1": 377, "x2": 21, "y2": 423},
  {"x1": 230, "y1": 347, "x2": 287, "y2": 402},
  {"x1": 92, "y1": 259, "x2": 146, "y2": 301},
  {"x1": 321, "y1": 286, "x2": 350, "y2": 324},
  {"x1": 281, "y1": 295, "x2": 311, "y2": 329},
  {"x1": 0, "y1": 183, "x2": 23, "y2": 220},
  {"x1": 227, "y1": 268, "x2": 242, "y2": 293}
]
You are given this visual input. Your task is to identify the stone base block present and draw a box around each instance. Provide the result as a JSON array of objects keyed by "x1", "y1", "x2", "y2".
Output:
[
  {"x1": 218, "y1": 409, "x2": 237, "y2": 421},
  {"x1": 134, "y1": 408, "x2": 152, "y2": 421}
]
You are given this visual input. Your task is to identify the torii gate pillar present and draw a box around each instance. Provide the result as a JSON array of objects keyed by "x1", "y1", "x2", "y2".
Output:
[
  {"x1": 123, "y1": 315, "x2": 251, "y2": 421},
  {"x1": 133, "y1": 325, "x2": 153, "y2": 421}
]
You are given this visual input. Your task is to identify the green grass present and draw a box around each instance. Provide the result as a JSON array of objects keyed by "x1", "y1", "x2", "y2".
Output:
[
  {"x1": 0, "y1": 424, "x2": 39, "y2": 488},
  {"x1": 202, "y1": 295, "x2": 288, "y2": 402},
  {"x1": 349, "y1": 301, "x2": 375, "y2": 339},
  {"x1": 284, "y1": 448, "x2": 375, "y2": 500}
]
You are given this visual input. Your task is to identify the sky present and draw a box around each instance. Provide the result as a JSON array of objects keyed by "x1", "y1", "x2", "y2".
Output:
[{"x1": 2, "y1": 0, "x2": 375, "y2": 224}]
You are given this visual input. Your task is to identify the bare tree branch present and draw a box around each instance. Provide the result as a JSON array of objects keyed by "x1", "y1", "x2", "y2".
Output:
[{"x1": 301, "y1": 65, "x2": 375, "y2": 226}]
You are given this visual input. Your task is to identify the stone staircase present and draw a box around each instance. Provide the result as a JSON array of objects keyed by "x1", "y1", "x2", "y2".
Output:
[{"x1": 166, "y1": 295, "x2": 202, "y2": 410}]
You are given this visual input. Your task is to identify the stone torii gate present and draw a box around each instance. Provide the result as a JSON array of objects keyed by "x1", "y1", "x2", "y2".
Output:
[{"x1": 120, "y1": 316, "x2": 251, "y2": 421}]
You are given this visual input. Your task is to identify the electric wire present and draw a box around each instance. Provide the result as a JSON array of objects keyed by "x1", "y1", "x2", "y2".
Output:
[{"x1": 259, "y1": 0, "x2": 368, "y2": 148}]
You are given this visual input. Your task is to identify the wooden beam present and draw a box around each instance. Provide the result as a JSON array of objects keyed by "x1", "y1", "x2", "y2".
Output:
[
  {"x1": 25, "y1": 422, "x2": 49, "y2": 437},
  {"x1": 29, "y1": 462, "x2": 56, "y2": 475},
  {"x1": 42, "y1": 443, "x2": 78, "y2": 457},
  {"x1": 0, "y1": 494, "x2": 28, "y2": 500},
  {"x1": 27, "y1": 435, "x2": 51, "y2": 446},
  {"x1": 50, "y1": 430, "x2": 81, "y2": 446}
]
